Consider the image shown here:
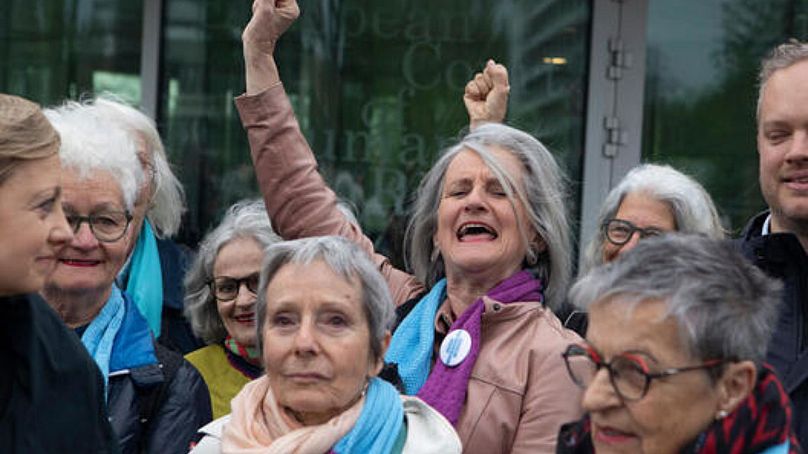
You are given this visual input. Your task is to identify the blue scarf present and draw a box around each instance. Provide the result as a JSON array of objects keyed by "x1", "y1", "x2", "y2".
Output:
[
  {"x1": 333, "y1": 377, "x2": 404, "y2": 454},
  {"x1": 80, "y1": 285, "x2": 126, "y2": 394},
  {"x1": 384, "y1": 279, "x2": 447, "y2": 394},
  {"x1": 121, "y1": 219, "x2": 163, "y2": 337}
]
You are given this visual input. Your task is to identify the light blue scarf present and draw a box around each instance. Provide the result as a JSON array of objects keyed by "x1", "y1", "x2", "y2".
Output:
[
  {"x1": 122, "y1": 219, "x2": 163, "y2": 337},
  {"x1": 81, "y1": 285, "x2": 126, "y2": 394},
  {"x1": 333, "y1": 377, "x2": 404, "y2": 454},
  {"x1": 383, "y1": 279, "x2": 447, "y2": 394}
]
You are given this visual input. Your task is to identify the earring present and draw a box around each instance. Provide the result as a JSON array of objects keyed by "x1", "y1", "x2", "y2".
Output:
[
  {"x1": 715, "y1": 409, "x2": 728, "y2": 420},
  {"x1": 525, "y1": 245, "x2": 538, "y2": 266}
]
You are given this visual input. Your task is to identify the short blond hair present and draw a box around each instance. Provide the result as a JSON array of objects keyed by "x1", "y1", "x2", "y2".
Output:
[{"x1": 0, "y1": 94, "x2": 60, "y2": 183}]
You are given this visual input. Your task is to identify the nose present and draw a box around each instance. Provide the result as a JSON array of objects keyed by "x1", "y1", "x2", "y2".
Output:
[
  {"x1": 617, "y1": 231, "x2": 642, "y2": 257},
  {"x1": 581, "y1": 368, "x2": 622, "y2": 413},
  {"x1": 293, "y1": 319, "x2": 319, "y2": 356},
  {"x1": 785, "y1": 130, "x2": 808, "y2": 163},
  {"x1": 234, "y1": 283, "x2": 255, "y2": 309},
  {"x1": 49, "y1": 205, "x2": 74, "y2": 247},
  {"x1": 463, "y1": 185, "x2": 488, "y2": 212},
  {"x1": 71, "y1": 221, "x2": 99, "y2": 250}
]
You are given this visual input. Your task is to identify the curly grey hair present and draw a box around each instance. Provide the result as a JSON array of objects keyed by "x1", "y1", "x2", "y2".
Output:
[
  {"x1": 184, "y1": 199, "x2": 281, "y2": 344},
  {"x1": 581, "y1": 164, "x2": 725, "y2": 273},
  {"x1": 404, "y1": 122, "x2": 571, "y2": 309},
  {"x1": 256, "y1": 236, "x2": 395, "y2": 362},
  {"x1": 571, "y1": 234, "x2": 782, "y2": 367}
]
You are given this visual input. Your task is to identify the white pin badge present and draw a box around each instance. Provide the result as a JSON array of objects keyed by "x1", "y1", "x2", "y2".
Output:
[{"x1": 440, "y1": 329, "x2": 472, "y2": 367}]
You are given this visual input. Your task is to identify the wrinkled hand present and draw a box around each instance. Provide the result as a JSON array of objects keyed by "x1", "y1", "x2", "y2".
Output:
[
  {"x1": 242, "y1": 0, "x2": 300, "y2": 55},
  {"x1": 464, "y1": 59, "x2": 510, "y2": 128}
]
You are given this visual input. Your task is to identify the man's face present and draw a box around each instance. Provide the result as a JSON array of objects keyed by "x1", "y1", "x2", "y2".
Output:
[{"x1": 758, "y1": 59, "x2": 808, "y2": 233}]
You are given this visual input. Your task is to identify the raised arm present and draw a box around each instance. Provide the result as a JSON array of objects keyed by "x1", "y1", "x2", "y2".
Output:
[
  {"x1": 236, "y1": 0, "x2": 423, "y2": 304},
  {"x1": 464, "y1": 59, "x2": 510, "y2": 130}
]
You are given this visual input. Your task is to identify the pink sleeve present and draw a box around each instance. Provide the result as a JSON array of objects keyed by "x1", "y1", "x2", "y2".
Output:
[{"x1": 234, "y1": 85, "x2": 424, "y2": 306}]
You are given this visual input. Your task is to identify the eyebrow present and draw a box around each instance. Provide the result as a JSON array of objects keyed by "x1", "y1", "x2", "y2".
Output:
[{"x1": 62, "y1": 202, "x2": 126, "y2": 214}]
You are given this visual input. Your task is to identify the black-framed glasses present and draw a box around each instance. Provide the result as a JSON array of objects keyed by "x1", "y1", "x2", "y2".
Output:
[
  {"x1": 209, "y1": 273, "x2": 260, "y2": 302},
  {"x1": 562, "y1": 344, "x2": 723, "y2": 402},
  {"x1": 601, "y1": 218, "x2": 664, "y2": 246},
  {"x1": 65, "y1": 211, "x2": 132, "y2": 242}
]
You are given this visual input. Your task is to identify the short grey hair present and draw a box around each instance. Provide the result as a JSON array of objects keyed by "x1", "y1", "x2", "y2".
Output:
[
  {"x1": 184, "y1": 199, "x2": 281, "y2": 344},
  {"x1": 92, "y1": 95, "x2": 186, "y2": 238},
  {"x1": 571, "y1": 234, "x2": 782, "y2": 367},
  {"x1": 44, "y1": 101, "x2": 144, "y2": 211},
  {"x1": 757, "y1": 39, "x2": 808, "y2": 121},
  {"x1": 581, "y1": 164, "x2": 725, "y2": 272},
  {"x1": 256, "y1": 236, "x2": 395, "y2": 362},
  {"x1": 404, "y1": 123, "x2": 571, "y2": 309}
]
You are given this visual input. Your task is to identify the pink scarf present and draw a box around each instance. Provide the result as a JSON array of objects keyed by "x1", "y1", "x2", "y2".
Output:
[{"x1": 221, "y1": 376, "x2": 363, "y2": 454}]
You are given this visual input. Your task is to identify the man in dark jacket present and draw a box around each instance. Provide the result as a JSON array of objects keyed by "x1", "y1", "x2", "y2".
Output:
[
  {"x1": 0, "y1": 294, "x2": 118, "y2": 453},
  {"x1": 736, "y1": 39, "x2": 808, "y2": 446}
]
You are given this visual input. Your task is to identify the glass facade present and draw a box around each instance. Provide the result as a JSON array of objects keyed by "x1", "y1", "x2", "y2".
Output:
[
  {"x1": 0, "y1": 0, "x2": 143, "y2": 106},
  {"x1": 160, "y1": 0, "x2": 591, "y2": 264},
  {"x1": 642, "y1": 0, "x2": 808, "y2": 232}
]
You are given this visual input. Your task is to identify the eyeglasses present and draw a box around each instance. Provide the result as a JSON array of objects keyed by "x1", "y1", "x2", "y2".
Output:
[
  {"x1": 562, "y1": 344, "x2": 723, "y2": 402},
  {"x1": 601, "y1": 219, "x2": 664, "y2": 246},
  {"x1": 65, "y1": 211, "x2": 133, "y2": 242},
  {"x1": 209, "y1": 273, "x2": 260, "y2": 302}
]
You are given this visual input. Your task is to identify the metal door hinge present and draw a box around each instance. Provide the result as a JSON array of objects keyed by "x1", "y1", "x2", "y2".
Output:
[
  {"x1": 603, "y1": 116, "x2": 627, "y2": 157},
  {"x1": 607, "y1": 38, "x2": 633, "y2": 80}
]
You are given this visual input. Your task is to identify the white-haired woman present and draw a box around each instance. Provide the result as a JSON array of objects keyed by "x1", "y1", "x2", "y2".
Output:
[
  {"x1": 41, "y1": 101, "x2": 210, "y2": 454},
  {"x1": 558, "y1": 235, "x2": 799, "y2": 453},
  {"x1": 234, "y1": 1, "x2": 583, "y2": 451},
  {"x1": 76, "y1": 96, "x2": 199, "y2": 353},
  {"x1": 192, "y1": 236, "x2": 460, "y2": 453},
  {"x1": 184, "y1": 199, "x2": 281, "y2": 419}
]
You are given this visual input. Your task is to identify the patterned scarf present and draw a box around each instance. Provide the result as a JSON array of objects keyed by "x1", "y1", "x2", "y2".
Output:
[
  {"x1": 557, "y1": 365, "x2": 802, "y2": 454},
  {"x1": 386, "y1": 270, "x2": 542, "y2": 425},
  {"x1": 224, "y1": 335, "x2": 261, "y2": 366}
]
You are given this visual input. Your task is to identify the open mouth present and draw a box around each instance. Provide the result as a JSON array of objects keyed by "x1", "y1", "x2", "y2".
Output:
[{"x1": 457, "y1": 222, "x2": 498, "y2": 242}]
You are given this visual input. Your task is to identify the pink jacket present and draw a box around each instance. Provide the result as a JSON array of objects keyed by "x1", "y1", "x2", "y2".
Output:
[{"x1": 235, "y1": 84, "x2": 583, "y2": 453}]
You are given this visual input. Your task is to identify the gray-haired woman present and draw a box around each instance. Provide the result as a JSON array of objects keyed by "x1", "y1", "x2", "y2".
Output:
[
  {"x1": 558, "y1": 164, "x2": 725, "y2": 333},
  {"x1": 235, "y1": 1, "x2": 583, "y2": 451},
  {"x1": 581, "y1": 163, "x2": 724, "y2": 272},
  {"x1": 558, "y1": 235, "x2": 799, "y2": 453},
  {"x1": 193, "y1": 236, "x2": 460, "y2": 453},
  {"x1": 184, "y1": 199, "x2": 281, "y2": 419}
]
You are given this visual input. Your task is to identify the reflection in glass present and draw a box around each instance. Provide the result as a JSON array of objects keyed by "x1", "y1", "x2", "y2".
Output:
[
  {"x1": 643, "y1": 0, "x2": 808, "y2": 231},
  {"x1": 161, "y1": 0, "x2": 591, "y2": 264}
]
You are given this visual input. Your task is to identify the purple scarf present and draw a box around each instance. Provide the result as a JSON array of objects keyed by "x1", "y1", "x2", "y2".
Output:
[{"x1": 416, "y1": 270, "x2": 543, "y2": 424}]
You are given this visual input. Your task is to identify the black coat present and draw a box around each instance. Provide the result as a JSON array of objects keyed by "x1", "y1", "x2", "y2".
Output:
[
  {"x1": 0, "y1": 294, "x2": 118, "y2": 453},
  {"x1": 735, "y1": 211, "x2": 808, "y2": 447},
  {"x1": 107, "y1": 351, "x2": 211, "y2": 454}
]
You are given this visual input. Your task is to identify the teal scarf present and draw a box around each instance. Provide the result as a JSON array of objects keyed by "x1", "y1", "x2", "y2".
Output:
[
  {"x1": 122, "y1": 219, "x2": 163, "y2": 337},
  {"x1": 80, "y1": 285, "x2": 126, "y2": 394},
  {"x1": 333, "y1": 377, "x2": 404, "y2": 454}
]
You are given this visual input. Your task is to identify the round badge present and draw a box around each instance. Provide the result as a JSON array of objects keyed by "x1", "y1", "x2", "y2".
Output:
[{"x1": 440, "y1": 329, "x2": 472, "y2": 367}]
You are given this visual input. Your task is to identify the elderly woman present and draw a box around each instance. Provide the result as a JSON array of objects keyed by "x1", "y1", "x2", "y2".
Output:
[
  {"x1": 192, "y1": 235, "x2": 460, "y2": 453},
  {"x1": 235, "y1": 1, "x2": 582, "y2": 451},
  {"x1": 0, "y1": 94, "x2": 117, "y2": 452},
  {"x1": 556, "y1": 164, "x2": 725, "y2": 333},
  {"x1": 557, "y1": 235, "x2": 799, "y2": 453},
  {"x1": 581, "y1": 163, "x2": 724, "y2": 271},
  {"x1": 41, "y1": 101, "x2": 211, "y2": 453},
  {"x1": 82, "y1": 96, "x2": 199, "y2": 353},
  {"x1": 184, "y1": 199, "x2": 281, "y2": 418}
]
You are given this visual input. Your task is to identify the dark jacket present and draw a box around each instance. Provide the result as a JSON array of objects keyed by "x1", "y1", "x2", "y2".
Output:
[
  {"x1": 155, "y1": 238, "x2": 203, "y2": 354},
  {"x1": 105, "y1": 291, "x2": 211, "y2": 454},
  {"x1": 736, "y1": 211, "x2": 808, "y2": 446},
  {"x1": 0, "y1": 294, "x2": 118, "y2": 453}
]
